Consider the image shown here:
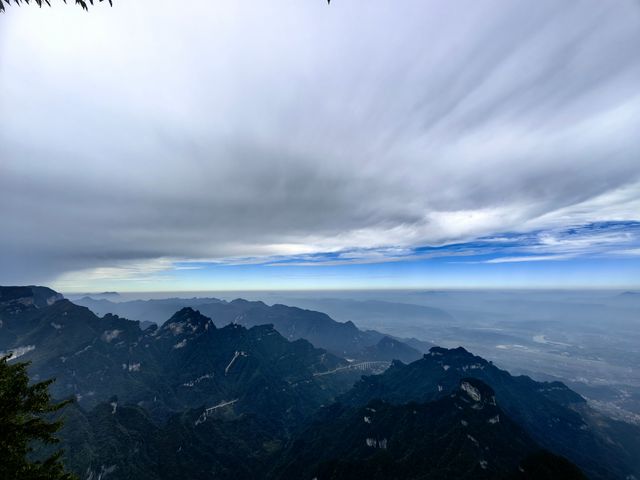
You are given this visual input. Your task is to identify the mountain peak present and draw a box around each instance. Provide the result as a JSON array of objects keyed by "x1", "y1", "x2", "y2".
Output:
[
  {"x1": 429, "y1": 345, "x2": 470, "y2": 355},
  {"x1": 161, "y1": 307, "x2": 214, "y2": 335},
  {"x1": 0, "y1": 285, "x2": 63, "y2": 311},
  {"x1": 359, "y1": 336, "x2": 422, "y2": 363},
  {"x1": 426, "y1": 346, "x2": 489, "y2": 365},
  {"x1": 169, "y1": 306, "x2": 206, "y2": 320},
  {"x1": 230, "y1": 298, "x2": 267, "y2": 308}
]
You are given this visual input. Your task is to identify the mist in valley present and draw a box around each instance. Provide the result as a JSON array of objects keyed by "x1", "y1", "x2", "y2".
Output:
[{"x1": 69, "y1": 288, "x2": 640, "y2": 423}]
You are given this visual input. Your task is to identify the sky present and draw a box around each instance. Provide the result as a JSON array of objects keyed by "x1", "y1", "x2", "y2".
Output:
[{"x1": 1, "y1": 0, "x2": 639, "y2": 291}]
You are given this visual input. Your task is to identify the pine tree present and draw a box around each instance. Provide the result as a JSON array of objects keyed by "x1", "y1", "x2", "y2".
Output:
[{"x1": 0, "y1": 355, "x2": 76, "y2": 480}]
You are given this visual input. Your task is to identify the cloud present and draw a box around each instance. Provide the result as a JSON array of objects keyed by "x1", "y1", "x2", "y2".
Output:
[
  {"x1": 612, "y1": 248, "x2": 640, "y2": 256},
  {"x1": 0, "y1": 0, "x2": 639, "y2": 286},
  {"x1": 45, "y1": 221, "x2": 640, "y2": 289},
  {"x1": 483, "y1": 255, "x2": 574, "y2": 264},
  {"x1": 234, "y1": 221, "x2": 640, "y2": 267}
]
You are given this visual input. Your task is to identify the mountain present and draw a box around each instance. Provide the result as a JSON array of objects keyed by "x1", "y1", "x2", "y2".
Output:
[
  {"x1": 0, "y1": 289, "x2": 349, "y2": 426},
  {"x1": 1, "y1": 286, "x2": 632, "y2": 479},
  {"x1": 71, "y1": 296, "x2": 226, "y2": 326},
  {"x1": 614, "y1": 291, "x2": 640, "y2": 307},
  {"x1": 618, "y1": 291, "x2": 639, "y2": 297},
  {"x1": 89, "y1": 291, "x2": 120, "y2": 298},
  {"x1": 400, "y1": 336, "x2": 437, "y2": 353},
  {"x1": 73, "y1": 296, "x2": 424, "y2": 360},
  {"x1": 46, "y1": 399, "x2": 282, "y2": 480},
  {"x1": 0, "y1": 287, "x2": 361, "y2": 478},
  {"x1": 361, "y1": 336, "x2": 422, "y2": 363},
  {"x1": 339, "y1": 346, "x2": 639, "y2": 479},
  {"x1": 276, "y1": 296, "x2": 454, "y2": 329},
  {"x1": 272, "y1": 378, "x2": 585, "y2": 479},
  {"x1": 0, "y1": 285, "x2": 63, "y2": 315}
]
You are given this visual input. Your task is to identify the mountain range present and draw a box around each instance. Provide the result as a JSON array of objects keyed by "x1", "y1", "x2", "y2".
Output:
[
  {"x1": 2, "y1": 286, "x2": 639, "y2": 479},
  {"x1": 72, "y1": 295, "x2": 430, "y2": 362}
]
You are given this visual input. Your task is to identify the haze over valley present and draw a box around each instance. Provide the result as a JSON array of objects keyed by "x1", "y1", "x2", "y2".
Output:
[{"x1": 69, "y1": 288, "x2": 640, "y2": 425}]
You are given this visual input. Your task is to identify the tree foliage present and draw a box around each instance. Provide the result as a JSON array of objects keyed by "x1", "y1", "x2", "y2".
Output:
[
  {"x1": 0, "y1": 0, "x2": 330, "y2": 13},
  {"x1": 0, "y1": 0, "x2": 112, "y2": 13},
  {"x1": 0, "y1": 355, "x2": 75, "y2": 480}
]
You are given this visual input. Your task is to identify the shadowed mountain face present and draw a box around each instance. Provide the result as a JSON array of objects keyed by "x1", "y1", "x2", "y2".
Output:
[
  {"x1": 73, "y1": 296, "x2": 425, "y2": 362},
  {"x1": 0, "y1": 285, "x2": 63, "y2": 306},
  {"x1": 2, "y1": 286, "x2": 636, "y2": 479},
  {"x1": 0, "y1": 289, "x2": 346, "y2": 427},
  {"x1": 0, "y1": 285, "x2": 63, "y2": 323},
  {"x1": 0, "y1": 287, "x2": 358, "y2": 478},
  {"x1": 340, "y1": 346, "x2": 640, "y2": 479},
  {"x1": 273, "y1": 378, "x2": 586, "y2": 480},
  {"x1": 46, "y1": 399, "x2": 289, "y2": 480}
]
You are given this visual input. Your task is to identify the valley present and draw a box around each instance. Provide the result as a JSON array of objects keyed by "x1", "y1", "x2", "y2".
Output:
[{"x1": 2, "y1": 286, "x2": 639, "y2": 479}]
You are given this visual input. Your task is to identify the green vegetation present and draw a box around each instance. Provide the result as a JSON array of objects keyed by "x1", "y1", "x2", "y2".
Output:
[{"x1": 0, "y1": 355, "x2": 75, "y2": 480}]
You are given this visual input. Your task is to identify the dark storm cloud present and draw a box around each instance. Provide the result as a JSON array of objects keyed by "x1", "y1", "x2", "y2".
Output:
[{"x1": 0, "y1": 0, "x2": 639, "y2": 286}]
